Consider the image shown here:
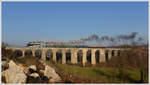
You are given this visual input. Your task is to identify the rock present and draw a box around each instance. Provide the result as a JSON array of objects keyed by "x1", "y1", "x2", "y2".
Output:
[
  {"x1": 28, "y1": 65, "x2": 37, "y2": 74},
  {"x1": 30, "y1": 73, "x2": 40, "y2": 78},
  {"x1": 39, "y1": 70, "x2": 45, "y2": 74},
  {"x1": 8, "y1": 60, "x2": 17, "y2": 68},
  {"x1": 29, "y1": 73, "x2": 41, "y2": 82},
  {"x1": 44, "y1": 65, "x2": 61, "y2": 83},
  {"x1": 3, "y1": 60, "x2": 27, "y2": 84},
  {"x1": 18, "y1": 64, "x2": 24, "y2": 67},
  {"x1": 29, "y1": 65, "x2": 37, "y2": 71},
  {"x1": 23, "y1": 66, "x2": 28, "y2": 74}
]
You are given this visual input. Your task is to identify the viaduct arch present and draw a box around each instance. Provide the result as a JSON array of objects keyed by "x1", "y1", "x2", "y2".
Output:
[{"x1": 6, "y1": 47, "x2": 123, "y2": 66}]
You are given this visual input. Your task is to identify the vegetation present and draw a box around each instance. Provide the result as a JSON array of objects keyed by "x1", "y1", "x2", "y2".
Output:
[
  {"x1": 45, "y1": 61, "x2": 146, "y2": 83},
  {"x1": 44, "y1": 46, "x2": 148, "y2": 83},
  {"x1": 2, "y1": 45, "x2": 148, "y2": 83},
  {"x1": 106, "y1": 46, "x2": 148, "y2": 83}
]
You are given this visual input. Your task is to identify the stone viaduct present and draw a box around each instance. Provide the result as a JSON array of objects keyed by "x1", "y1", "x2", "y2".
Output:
[{"x1": 6, "y1": 47, "x2": 124, "y2": 66}]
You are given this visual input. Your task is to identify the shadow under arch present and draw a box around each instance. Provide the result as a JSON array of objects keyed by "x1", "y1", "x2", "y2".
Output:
[
  {"x1": 86, "y1": 50, "x2": 91, "y2": 64},
  {"x1": 25, "y1": 49, "x2": 32, "y2": 57},
  {"x1": 95, "y1": 50, "x2": 100, "y2": 64},
  {"x1": 46, "y1": 49, "x2": 53, "y2": 61},
  {"x1": 105, "y1": 50, "x2": 109, "y2": 62},
  {"x1": 118, "y1": 50, "x2": 121, "y2": 56},
  {"x1": 56, "y1": 49, "x2": 62, "y2": 63},
  {"x1": 66, "y1": 49, "x2": 71, "y2": 64},
  {"x1": 111, "y1": 50, "x2": 115, "y2": 57},
  {"x1": 35, "y1": 49, "x2": 42, "y2": 59},
  {"x1": 14, "y1": 49, "x2": 23, "y2": 57},
  {"x1": 77, "y1": 50, "x2": 83, "y2": 63}
]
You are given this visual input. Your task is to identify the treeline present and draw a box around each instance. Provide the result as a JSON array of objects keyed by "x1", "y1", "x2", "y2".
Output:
[{"x1": 106, "y1": 47, "x2": 148, "y2": 83}]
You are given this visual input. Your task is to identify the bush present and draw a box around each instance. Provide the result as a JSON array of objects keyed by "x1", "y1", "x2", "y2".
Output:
[{"x1": 106, "y1": 46, "x2": 148, "y2": 83}]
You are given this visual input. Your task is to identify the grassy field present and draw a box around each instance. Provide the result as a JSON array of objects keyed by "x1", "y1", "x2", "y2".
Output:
[
  {"x1": 3, "y1": 55, "x2": 148, "y2": 83},
  {"x1": 45, "y1": 61, "x2": 147, "y2": 83}
]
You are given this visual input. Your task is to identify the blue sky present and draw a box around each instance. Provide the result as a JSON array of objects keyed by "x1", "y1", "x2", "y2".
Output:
[{"x1": 2, "y1": 2, "x2": 148, "y2": 46}]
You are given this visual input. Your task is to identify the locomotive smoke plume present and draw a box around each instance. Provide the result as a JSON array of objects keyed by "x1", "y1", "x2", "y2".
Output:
[
  {"x1": 76, "y1": 32, "x2": 147, "y2": 47},
  {"x1": 28, "y1": 32, "x2": 147, "y2": 47}
]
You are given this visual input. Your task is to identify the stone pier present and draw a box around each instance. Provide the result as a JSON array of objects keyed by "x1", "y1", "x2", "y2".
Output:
[
  {"x1": 42, "y1": 49, "x2": 46, "y2": 61},
  {"x1": 21, "y1": 50, "x2": 25, "y2": 57},
  {"x1": 52, "y1": 50, "x2": 57, "y2": 62},
  {"x1": 100, "y1": 49, "x2": 106, "y2": 63},
  {"x1": 71, "y1": 50, "x2": 77, "y2": 64},
  {"x1": 108, "y1": 50, "x2": 112, "y2": 60},
  {"x1": 62, "y1": 50, "x2": 66, "y2": 64},
  {"x1": 82, "y1": 49, "x2": 87, "y2": 66},
  {"x1": 91, "y1": 49, "x2": 96, "y2": 65}
]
